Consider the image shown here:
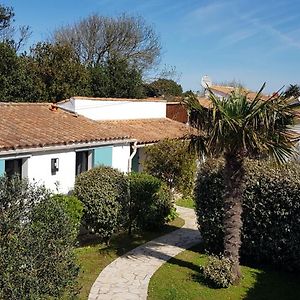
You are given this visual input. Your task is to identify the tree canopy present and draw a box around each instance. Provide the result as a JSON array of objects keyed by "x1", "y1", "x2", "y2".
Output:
[
  {"x1": 0, "y1": 6, "x2": 187, "y2": 102},
  {"x1": 284, "y1": 84, "x2": 300, "y2": 99},
  {"x1": 144, "y1": 78, "x2": 183, "y2": 98},
  {"x1": 53, "y1": 14, "x2": 161, "y2": 70},
  {"x1": 0, "y1": 3, "x2": 30, "y2": 51}
]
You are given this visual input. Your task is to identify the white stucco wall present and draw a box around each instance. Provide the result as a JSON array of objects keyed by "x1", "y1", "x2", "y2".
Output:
[
  {"x1": 1, "y1": 142, "x2": 134, "y2": 193},
  {"x1": 58, "y1": 98, "x2": 167, "y2": 120},
  {"x1": 112, "y1": 144, "x2": 131, "y2": 173},
  {"x1": 27, "y1": 150, "x2": 76, "y2": 194}
]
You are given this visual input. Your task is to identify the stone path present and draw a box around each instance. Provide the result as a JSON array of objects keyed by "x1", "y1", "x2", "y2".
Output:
[{"x1": 88, "y1": 206, "x2": 201, "y2": 300}]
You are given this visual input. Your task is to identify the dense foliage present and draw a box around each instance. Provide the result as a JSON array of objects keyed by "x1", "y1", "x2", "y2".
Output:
[
  {"x1": 185, "y1": 86, "x2": 294, "y2": 283},
  {"x1": 0, "y1": 43, "x2": 29, "y2": 101},
  {"x1": 0, "y1": 41, "x2": 148, "y2": 102},
  {"x1": 74, "y1": 166, "x2": 128, "y2": 243},
  {"x1": 0, "y1": 176, "x2": 79, "y2": 299},
  {"x1": 144, "y1": 139, "x2": 197, "y2": 197},
  {"x1": 202, "y1": 255, "x2": 234, "y2": 288},
  {"x1": 195, "y1": 159, "x2": 300, "y2": 271},
  {"x1": 127, "y1": 172, "x2": 172, "y2": 233},
  {"x1": 89, "y1": 57, "x2": 145, "y2": 98},
  {"x1": 51, "y1": 194, "x2": 84, "y2": 235},
  {"x1": 144, "y1": 78, "x2": 183, "y2": 97},
  {"x1": 0, "y1": 6, "x2": 164, "y2": 102}
]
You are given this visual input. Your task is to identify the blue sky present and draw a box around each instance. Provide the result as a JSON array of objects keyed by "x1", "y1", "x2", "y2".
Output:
[{"x1": 3, "y1": 0, "x2": 300, "y2": 93}]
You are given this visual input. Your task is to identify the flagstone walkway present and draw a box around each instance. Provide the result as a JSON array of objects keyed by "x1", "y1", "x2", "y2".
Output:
[{"x1": 88, "y1": 206, "x2": 201, "y2": 300}]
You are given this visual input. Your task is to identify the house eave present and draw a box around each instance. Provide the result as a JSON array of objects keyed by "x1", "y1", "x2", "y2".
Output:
[{"x1": 0, "y1": 138, "x2": 136, "y2": 158}]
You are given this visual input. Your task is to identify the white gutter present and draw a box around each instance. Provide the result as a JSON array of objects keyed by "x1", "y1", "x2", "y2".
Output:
[
  {"x1": 127, "y1": 142, "x2": 157, "y2": 173},
  {"x1": 0, "y1": 139, "x2": 135, "y2": 158},
  {"x1": 128, "y1": 141, "x2": 138, "y2": 173}
]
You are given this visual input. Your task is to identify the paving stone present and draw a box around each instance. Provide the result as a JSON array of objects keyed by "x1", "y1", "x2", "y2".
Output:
[{"x1": 88, "y1": 206, "x2": 201, "y2": 300}]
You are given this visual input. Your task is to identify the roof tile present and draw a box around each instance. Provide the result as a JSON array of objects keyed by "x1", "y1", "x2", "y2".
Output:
[{"x1": 0, "y1": 103, "x2": 193, "y2": 151}]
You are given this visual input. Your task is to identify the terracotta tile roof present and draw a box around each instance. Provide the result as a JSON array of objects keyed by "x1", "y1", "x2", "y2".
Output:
[
  {"x1": 0, "y1": 103, "x2": 130, "y2": 152},
  {"x1": 97, "y1": 118, "x2": 194, "y2": 144},
  {"x1": 198, "y1": 97, "x2": 213, "y2": 108},
  {"x1": 210, "y1": 85, "x2": 269, "y2": 101},
  {"x1": 0, "y1": 103, "x2": 196, "y2": 152},
  {"x1": 58, "y1": 96, "x2": 166, "y2": 103}
]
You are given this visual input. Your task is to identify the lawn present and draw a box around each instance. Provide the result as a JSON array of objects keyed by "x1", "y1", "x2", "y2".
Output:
[
  {"x1": 75, "y1": 217, "x2": 184, "y2": 299},
  {"x1": 148, "y1": 244, "x2": 300, "y2": 300},
  {"x1": 176, "y1": 197, "x2": 195, "y2": 209}
]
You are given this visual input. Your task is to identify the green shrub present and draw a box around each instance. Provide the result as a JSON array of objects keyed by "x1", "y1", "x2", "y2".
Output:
[
  {"x1": 202, "y1": 255, "x2": 234, "y2": 288},
  {"x1": 128, "y1": 172, "x2": 173, "y2": 232},
  {"x1": 144, "y1": 139, "x2": 197, "y2": 197},
  {"x1": 165, "y1": 206, "x2": 179, "y2": 223},
  {"x1": 0, "y1": 176, "x2": 79, "y2": 299},
  {"x1": 51, "y1": 194, "x2": 83, "y2": 236},
  {"x1": 74, "y1": 166, "x2": 128, "y2": 243},
  {"x1": 195, "y1": 159, "x2": 300, "y2": 271}
]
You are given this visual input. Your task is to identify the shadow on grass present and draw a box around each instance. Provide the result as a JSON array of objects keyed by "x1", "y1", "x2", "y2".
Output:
[
  {"x1": 164, "y1": 244, "x2": 300, "y2": 300},
  {"x1": 243, "y1": 267, "x2": 300, "y2": 300},
  {"x1": 77, "y1": 220, "x2": 185, "y2": 254}
]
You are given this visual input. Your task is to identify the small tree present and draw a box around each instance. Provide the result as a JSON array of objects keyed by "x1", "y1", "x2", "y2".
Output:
[
  {"x1": 0, "y1": 176, "x2": 79, "y2": 299},
  {"x1": 184, "y1": 84, "x2": 295, "y2": 283},
  {"x1": 144, "y1": 139, "x2": 197, "y2": 197},
  {"x1": 284, "y1": 84, "x2": 300, "y2": 99},
  {"x1": 74, "y1": 166, "x2": 128, "y2": 244}
]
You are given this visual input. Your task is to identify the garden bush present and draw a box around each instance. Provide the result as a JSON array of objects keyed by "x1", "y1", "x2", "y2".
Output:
[
  {"x1": 202, "y1": 255, "x2": 234, "y2": 288},
  {"x1": 144, "y1": 139, "x2": 197, "y2": 197},
  {"x1": 0, "y1": 176, "x2": 79, "y2": 299},
  {"x1": 128, "y1": 172, "x2": 173, "y2": 232},
  {"x1": 195, "y1": 159, "x2": 300, "y2": 271},
  {"x1": 51, "y1": 194, "x2": 83, "y2": 236},
  {"x1": 74, "y1": 166, "x2": 128, "y2": 243}
]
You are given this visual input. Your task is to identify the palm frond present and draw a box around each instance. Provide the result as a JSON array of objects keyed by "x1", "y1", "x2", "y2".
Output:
[{"x1": 183, "y1": 83, "x2": 296, "y2": 163}]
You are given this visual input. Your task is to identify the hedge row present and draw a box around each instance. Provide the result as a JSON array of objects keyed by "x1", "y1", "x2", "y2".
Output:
[{"x1": 195, "y1": 159, "x2": 300, "y2": 271}]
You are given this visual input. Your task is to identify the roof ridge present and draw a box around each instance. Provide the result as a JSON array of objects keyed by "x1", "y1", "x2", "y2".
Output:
[
  {"x1": 96, "y1": 118, "x2": 169, "y2": 123},
  {"x1": 57, "y1": 96, "x2": 166, "y2": 103},
  {"x1": 0, "y1": 102, "x2": 50, "y2": 106}
]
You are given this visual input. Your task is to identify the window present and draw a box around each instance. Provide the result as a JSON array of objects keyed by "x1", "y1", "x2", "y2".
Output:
[
  {"x1": 51, "y1": 158, "x2": 59, "y2": 175},
  {"x1": 5, "y1": 159, "x2": 22, "y2": 178},
  {"x1": 93, "y1": 146, "x2": 112, "y2": 167},
  {"x1": 75, "y1": 151, "x2": 89, "y2": 175}
]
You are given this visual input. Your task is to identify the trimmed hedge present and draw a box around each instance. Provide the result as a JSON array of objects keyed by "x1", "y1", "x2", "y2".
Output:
[
  {"x1": 74, "y1": 166, "x2": 128, "y2": 243},
  {"x1": 128, "y1": 172, "x2": 172, "y2": 232},
  {"x1": 0, "y1": 176, "x2": 79, "y2": 299},
  {"x1": 195, "y1": 159, "x2": 300, "y2": 271}
]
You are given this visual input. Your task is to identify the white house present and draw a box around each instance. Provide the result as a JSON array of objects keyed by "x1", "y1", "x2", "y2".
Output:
[{"x1": 0, "y1": 98, "x2": 192, "y2": 193}]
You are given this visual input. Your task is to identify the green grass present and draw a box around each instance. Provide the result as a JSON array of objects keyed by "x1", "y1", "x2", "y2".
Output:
[
  {"x1": 148, "y1": 244, "x2": 300, "y2": 300},
  {"x1": 176, "y1": 197, "x2": 195, "y2": 209},
  {"x1": 75, "y1": 217, "x2": 184, "y2": 300}
]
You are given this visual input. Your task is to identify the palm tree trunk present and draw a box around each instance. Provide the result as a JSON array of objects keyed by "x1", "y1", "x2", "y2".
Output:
[{"x1": 223, "y1": 152, "x2": 245, "y2": 284}]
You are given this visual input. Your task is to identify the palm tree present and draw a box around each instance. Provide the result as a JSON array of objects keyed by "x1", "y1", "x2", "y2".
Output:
[
  {"x1": 184, "y1": 84, "x2": 295, "y2": 283},
  {"x1": 284, "y1": 84, "x2": 300, "y2": 99}
]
